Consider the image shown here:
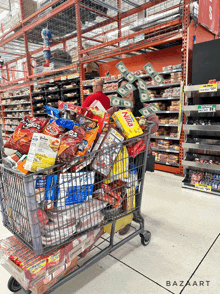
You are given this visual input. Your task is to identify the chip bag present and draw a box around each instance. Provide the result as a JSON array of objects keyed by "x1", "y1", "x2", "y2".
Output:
[
  {"x1": 57, "y1": 126, "x2": 86, "y2": 164},
  {"x1": 4, "y1": 116, "x2": 49, "y2": 154},
  {"x1": 43, "y1": 118, "x2": 65, "y2": 138},
  {"x1": 76, "y1": 127, "x2": 99, "y2": 158}
]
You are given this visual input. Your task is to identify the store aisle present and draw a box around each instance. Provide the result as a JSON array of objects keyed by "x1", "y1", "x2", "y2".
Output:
[{"x1": 0, "y1": 171, "x2": 219, "y2": 294}]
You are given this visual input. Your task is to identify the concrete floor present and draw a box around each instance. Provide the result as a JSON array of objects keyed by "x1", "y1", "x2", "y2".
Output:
[{"x1": 0, "y1": 170, "x2": 219, "y2": 294}]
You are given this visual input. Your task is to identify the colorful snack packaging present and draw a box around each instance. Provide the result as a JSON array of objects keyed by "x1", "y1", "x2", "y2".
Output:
[
  {"x1": 45, "y1": 106, "x2": 62, "y2": 118},
  {"x1": 57, "y1": 126, "x2": 86, "y2": 164},
  {"x1": 76, "y1": 127, "x2": 98, "y2": 158},
  {"x1": 24, "y1": 134, "x2": 60, "y2": 172},
  {"x1": 92, "y1": 127, "x2": 124, "y2": 177},
  {"x1": 16, "y1": 156, "x2": 29, "y2": 174},
  {"x1": 56, "y1": 171, "x2": 95, "y2": 208},
  {"x1": 2, "y1": 151, "x2": 23, "y2": 168},
  {"x1": 56, "y1": 118, "x2": 81, "y2": 130},
  {"x1": 112, "y1": 110, "x2": 143, "y2": 139},
  {"x1": 43, "y1": 118, "x2": 65, "y2": 138},
  {"x1": 4, "y1": 116, "x2": 49, "y2": 154}
]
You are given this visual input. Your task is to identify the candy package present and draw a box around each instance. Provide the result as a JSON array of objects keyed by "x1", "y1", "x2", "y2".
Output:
[{"x1": 4, "y1": 116, "x2": 49, "y2": 154}]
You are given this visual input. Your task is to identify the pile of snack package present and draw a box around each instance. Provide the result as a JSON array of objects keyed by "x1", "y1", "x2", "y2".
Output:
[
  {"x1": 0, "y1": 100, "x2": 150, "y2": 293},
  {"x1": 190, "y1": 170, "x2": 220, "y2": 190}
]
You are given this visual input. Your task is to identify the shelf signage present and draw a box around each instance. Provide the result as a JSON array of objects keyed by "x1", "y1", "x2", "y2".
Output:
[
  {"x1": 133, "y1": 34, "x2": 145, "y2": 43},
  {"x1": 198, "y1": 105, "x2": 216, "y2": 113},
  {"x1": 199, "y1": 84, "x2": 217, "y2": 93},
  {"x1": 61, "y1": 76, "x2": 67, "y2": 81},
  {"x1": 49, "y1": 78, "x2": 54, "y2": 83},
  {"x1": 33, "y1": 82, "x2": 38, "y2": 86},
  {"x1": 68, "y1": 73, "x2": 79, "y2": 80},
  {"x1": 195, "y1": 183, "x2": 211, "y2": 193},
  {"x1": 119, "y1": 39, "x2": 130, "y2": 47},
  {"x1": 198, "y1": 0, "x2": 219, "y2": 35}
]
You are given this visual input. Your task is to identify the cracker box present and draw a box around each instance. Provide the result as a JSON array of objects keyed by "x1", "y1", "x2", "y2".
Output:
[
  {"x1": 25, "y1": 134, "x2": 60, "y2": 172},
  {"x1": 112, "y1": 110, "x2": 143, "y2": 139}
]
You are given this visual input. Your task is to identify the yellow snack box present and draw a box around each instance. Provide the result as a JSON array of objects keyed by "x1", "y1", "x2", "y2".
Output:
[{"x1": 112, "y1": 110, "x2": 143, "y2": 139}]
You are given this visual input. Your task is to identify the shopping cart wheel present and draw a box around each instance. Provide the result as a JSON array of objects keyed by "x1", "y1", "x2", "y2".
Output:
[
  {"x1": 7, "y1": 277, "x2": 21, "y2": 292},
  {"x1": 140, "y1": 230, "x2": 151, "y2": 246}
]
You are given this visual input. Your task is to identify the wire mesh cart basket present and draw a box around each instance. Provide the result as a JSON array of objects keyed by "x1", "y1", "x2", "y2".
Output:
[{"x1": 0, "y1": 122, "x2": 154, "y2": 294}]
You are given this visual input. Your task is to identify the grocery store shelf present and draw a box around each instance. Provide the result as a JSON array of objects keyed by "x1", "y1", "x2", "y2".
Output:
[
  {"x1": 152, "y1": 147, "x2": 179, "y2": 153},
  {"x1": 1, "y1": 94, "x2": 30, "y2": 100},
  {"x1": 157, "y1": 111, "x2": 179, "y2": 114},
  {"x1": 182, "y1": 182, "x2": 220, "y2": 196},
  {"x1": 83, "y1": 70, "x2": 182, "y2": 87},
  {"x1": 32, "y1": 91, "x2": 45, "y2": 96},
  {"x1": 182, "y1": 160, "x2": 220, "y2": 171},
  {"x1": 4, "y1": 109, "x2": 31, "y2": 113},
  {"x1": 183, "y1": 105, "x2": 220, "y2": 116},
  {"x1": 151, "y1": 136, "x2": 179, "y2": 140},
  {"x1": 155, "y1": 161, "x2": 179, "y2": 167},
  {"x1": 149, "y1": 96, "x2": 180, "y2": 102},
  {"x1": 159, "y1": 124, "x2": 179, "y2": 127},
  {"x1": 182, "y1": 142, "x2": 220, "y2": 152},
  {"x1": 183, "y1": 124, "x2": 220, "y2": 133},
  {"x1": 3, "y1": 102, "x2": 31, "y2": 106},
  {"x1": 184, "y1": 83, "x2": 220, "y2": 93},
  {"x1": 62, "y1": 86, "x2": 79, "y2": 92},
  {"x1": 147, "y1": 82, "x2": 181, "y2": 89}
]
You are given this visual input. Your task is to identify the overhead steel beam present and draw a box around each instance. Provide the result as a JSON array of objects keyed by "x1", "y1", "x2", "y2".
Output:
[
  {"x1": 122, "y1": 0, "x2": 139, "y2": 8},
  {"x1": 89, "y1": 0, "x2": 124, "y2": 13}
]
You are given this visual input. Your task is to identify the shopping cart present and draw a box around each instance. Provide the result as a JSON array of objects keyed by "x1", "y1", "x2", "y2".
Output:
[{"x1": 0, "y1": 122, "x2": 154, "y2": 294}]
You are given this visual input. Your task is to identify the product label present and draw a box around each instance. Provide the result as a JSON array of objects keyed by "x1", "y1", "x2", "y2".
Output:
[
  {"x1": 199, "y1": 84, "x2": 217, "y2": 93},
  {"x1": 195, "y1": 183, "x2": 211, "y2": 193},
  {"x1": 198, "y1": 105, "x2": 216, "y2": 113}
]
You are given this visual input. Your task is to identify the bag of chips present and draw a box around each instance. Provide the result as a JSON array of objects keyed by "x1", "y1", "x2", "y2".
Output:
[
  {"x1": 4, "y1": 116, "x2": 49, "y2": 154},
  {"x1": 43, "y1": 118, "x2": 65, "y2": 138},
  {"x1": 57, "y1": 126, "x2": 86, "y2": 164}
]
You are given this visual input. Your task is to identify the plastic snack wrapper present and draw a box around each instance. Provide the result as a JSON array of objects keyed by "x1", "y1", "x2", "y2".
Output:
[
  {"x1": 43, "y1": 118, "x2": 65, "y2": 138},
  {"x1": 76, "y1": 127, "x2": 98, "y2": 158},
  {"x1": 91, "y1": 127, "x2": 124, "y2": 177},
  {"x1": 57, "y1": 126, "x2": 86, "y2": 164},
  {"x1": 56, "y1": 117, "x2": 81, "y2": 130},
  {"x1": 24, "y1": 134, "x2": 60, "y2": 172},
  {"x1": 112, "y1": 110, "x2": 143, "y2": 139},
  {"x1": 45, "y1": 106, "x2": 62, "y2": 118},
  {"x1": 4, "y1": 116, "x2": 49, "y2": 154},
  {"x1": 55, "y1": 171, "x2": 95, "y2": 208}
]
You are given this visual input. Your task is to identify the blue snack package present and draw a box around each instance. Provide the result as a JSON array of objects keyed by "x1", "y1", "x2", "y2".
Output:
[
  {"x1": 55, "y1": 171, "x2": 95, "y2": 208},
  {"x1": 44, "y1": 174, "x2": 58, "y2": 209},
  {"x1": 56, "y1": 118, "x2": 81, "y2": 130},
  {"x1": 45, "y1": 106, "x2": 61, "y2": 118}
]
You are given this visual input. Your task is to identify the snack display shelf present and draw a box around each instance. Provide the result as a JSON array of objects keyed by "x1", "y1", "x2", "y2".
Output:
[
  {"x1": 1, "y1": 94, "x2": 30, "y2": 100},
  {"x1": 156, "y1": 111, "x2": 179, "y2": 114},
  {"x1": 183, "y1": 125, "x2": 220, "y2": 132},
  {"x1": 155, "y1": 161, "x2": 179, "y2": 167},
  {"x1": 4, "y1": 109, "x2": 32, "y2": 113},
  {"x1": 149, "y1": 96, "x2": 180, "y2": 102},
  {"x1": 182, "y1": 182, "x2": 220, "y2": 196},
  {"x1": 3, "y1": 102, "x2": 31, "y2": 106},
  {"x1": 32, "y1": 91, "x2": 45, "y2": 96},
  {"x1": 152, "y1": 147, "x2": 179, "y2": 154},
  {"x1": 151, "y1": 136, "x2": 179, "y2": 140},
  {"x1": 62, "y1": 86, "x2": 79, "y2": 92},
  {"x1": 158, "y1": 124, "x2": 179, "y2": 127},
  {"x1": 182, "y1": 142, "x2": 220, "y2": 152},
  {"x1": 147, "y1": 82, "x2": 181, "y2": 89},
  {"x1": 83, "y1": 69, "x2": 182, "y2": 87},
  {"x1": 182, "y1": 160, "x2": 220, "y2": 172}
]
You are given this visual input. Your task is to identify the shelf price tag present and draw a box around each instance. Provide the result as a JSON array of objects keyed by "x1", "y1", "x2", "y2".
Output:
[
  {"x1": 199, "y1": 84, "x2": 217, "y2": 93},
  {"x1": 49, "y1": 78, "x2": 54, "y2": 83},
  {"x1": 61, "y1": 76, "x2": 66, "y2": 81},
  {"x1": 198, "y1": 105, "x2": 216, "y2": 113},
  {"x1": 68, "y1": 73, "x2": 79, "y2": 79},
  {"x1": 195, "y1": 183, "x2": 211, "y2": 193},
  {"x1": 33, "y1": 82, "x2": 38, "y2": 86}
]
